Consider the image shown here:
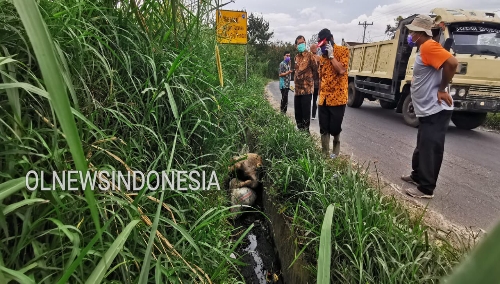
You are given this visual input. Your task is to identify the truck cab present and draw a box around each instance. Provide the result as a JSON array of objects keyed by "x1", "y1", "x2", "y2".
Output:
[{"x1": 346, "y1": 8, "x2": 500, "y2": 130}]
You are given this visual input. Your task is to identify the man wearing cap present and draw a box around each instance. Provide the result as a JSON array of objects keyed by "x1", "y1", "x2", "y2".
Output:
[
  {"x1": 316, "y1": 28, "x2": 350, "y2": 158},
  {"x1": 401, "y1": 14, "x2": 458, "y2": 199}
]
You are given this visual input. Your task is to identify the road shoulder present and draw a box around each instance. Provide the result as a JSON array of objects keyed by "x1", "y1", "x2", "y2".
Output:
[{"x1": 263, "y1": 81, "x2": 486, "y2": 251}]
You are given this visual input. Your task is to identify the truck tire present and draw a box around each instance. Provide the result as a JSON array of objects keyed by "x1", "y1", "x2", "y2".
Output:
[
  {"x1": 347, "y1": 82, "x2": 364, "y2": 108},
  {"x1": 379, "y1": 100, "x2": 397, "y2": 109},
  {"x1": 402, "y1": 95, "x2": 419, "y2": 128},
  {"x1": 451, "y1": 112, "x2": 488, "y2": 130}
]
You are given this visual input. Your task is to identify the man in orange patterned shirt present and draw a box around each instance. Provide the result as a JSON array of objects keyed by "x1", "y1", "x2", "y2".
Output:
[{"x1": 316, "y1": 28, "x2": 350, "y2": 158}]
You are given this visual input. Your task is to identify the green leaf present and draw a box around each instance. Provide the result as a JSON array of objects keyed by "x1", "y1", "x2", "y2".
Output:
[
  {"x1": 3, "y1": 198, "x2": 47, "y2": 215},
  {"x1": 57, "y1": 217, "x2": 115, "y2": 284},
  {"x1": 442, "y1": 220, "x2": 500, "y2": 284},
  {"x1": 165, "y1": 82, "x2": 186, "y2": 146},
  {"x1": 166, "y1": 218, "x2": 201, "y2": 258},
  {"x1": 0, "y1": 177, "x2": 36, "y2": 202},
  {"x1": 12, "y1": 0, "x2": 101, "y2": 235},
  {"x1": 84, "y1": 220, "x2": 140, "y2": 284},
  {"x1": 138, "y1": 129, "x2": 179, "y2": 284},
  {"x1": 0, "y1": 265, "x2": 35, "y2": 284}
]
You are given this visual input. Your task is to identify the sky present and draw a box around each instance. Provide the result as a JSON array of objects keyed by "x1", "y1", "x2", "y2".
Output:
[{"x1": 223, "y1": 0, "x2": 500, "y2": 44}]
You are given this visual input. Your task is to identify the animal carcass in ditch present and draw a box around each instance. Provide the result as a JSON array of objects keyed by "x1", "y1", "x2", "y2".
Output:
[{"x1": 227, "y1": 153, "x2": 263, "y2": 190}]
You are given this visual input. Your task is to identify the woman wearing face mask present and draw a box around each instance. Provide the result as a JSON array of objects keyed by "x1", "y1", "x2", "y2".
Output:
[
  {"x1": 292, "y1": 35, "x2": 318, "y2": 133},
  {"x1": 279, "y1": 51, "x2": 293, "y2": 113}
]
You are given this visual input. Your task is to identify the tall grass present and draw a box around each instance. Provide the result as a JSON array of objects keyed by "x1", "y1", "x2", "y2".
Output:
[
  {"x1": 0, "y1": 0, "x2": 263, "y2": 282},
  {"x1": 1, "y1": 0, "x2": 493, "y2": 283}
]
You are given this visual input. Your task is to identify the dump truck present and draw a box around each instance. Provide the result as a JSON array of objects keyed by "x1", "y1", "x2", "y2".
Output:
[{"x1": 344, "y1": 8, "x2": 500, "y2": 130}]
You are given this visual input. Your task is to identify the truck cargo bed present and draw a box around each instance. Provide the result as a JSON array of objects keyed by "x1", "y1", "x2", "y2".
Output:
[{"x1": 348, "y1": 38, "x2": 399, "y2": 79}]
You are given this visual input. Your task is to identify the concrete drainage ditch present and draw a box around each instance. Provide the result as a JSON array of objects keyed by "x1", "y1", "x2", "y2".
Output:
[
  {"x1": 227, "y1": 147, "x2": 313, "y2": 283},
  {"x1": 229, "y1": 190, "x2": 313, "y2": 284}
]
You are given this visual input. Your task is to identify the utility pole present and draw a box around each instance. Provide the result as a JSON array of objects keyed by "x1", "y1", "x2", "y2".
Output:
[{"x1": 358, "y1": 21, "x2": 373, "y2": 43}]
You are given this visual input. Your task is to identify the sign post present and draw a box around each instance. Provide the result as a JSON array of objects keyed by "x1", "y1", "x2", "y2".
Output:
[{"x1": 215, "y1": 9, "x2": 248, "y2": 83}]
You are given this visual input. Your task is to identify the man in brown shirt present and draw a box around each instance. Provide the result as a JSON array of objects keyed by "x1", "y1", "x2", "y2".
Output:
[{"x1": 293, "y1": 35, "x2": 318, "y2": 133}]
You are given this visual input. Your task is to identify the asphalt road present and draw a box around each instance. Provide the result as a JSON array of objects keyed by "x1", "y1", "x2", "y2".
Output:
[{"x1": 269, "y1": 81, "x2": 500, "y2": 231}]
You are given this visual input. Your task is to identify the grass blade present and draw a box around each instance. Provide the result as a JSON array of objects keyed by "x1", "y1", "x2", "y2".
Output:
[
  {"x1": 84, "y1": 220, "x2": 140, "y2": 284},
  {"x1": 0, "y1": 49, "x2": 22, "y2": 136},
  {"x1": 138, "y1": 129, "x2": 179, "y2": 283},
  {"x1": 0, "y1": 265, "x2": 35, "y2": 284},
  {"x1": 442, "y1": 220, "x2": 500, "y2": 284},
  {"x1": 165, "y1": 82, "x2": 186, "y2": 146},
  {"x1": 12, "y1": 0, "x2": 101, "y2": 234},
  {"x1": 317, "y1": 204, "x2": 335, "y2": 284},
  {"x1": 57, "y1": 217, "x2": 115, "y2": 284},
  {"x1": 0, "y1": 177, "x2": 36, "y2": 202},
  {"x1": 3, "y1": 198, "x2": 47, "y2": 215}
]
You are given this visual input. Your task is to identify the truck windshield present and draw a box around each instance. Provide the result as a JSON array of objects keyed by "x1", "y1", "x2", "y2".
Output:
[{"x1": 448, "y1": 24, "x2": 500, "y2": 56}]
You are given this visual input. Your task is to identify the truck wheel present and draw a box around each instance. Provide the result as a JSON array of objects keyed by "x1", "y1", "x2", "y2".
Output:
[
  {"x1": 402, "y1": 95, "x2": 419, "y2": 128},
  {"x1": 347, "y1": 82, "x2": 364, "y2": 108},
  {"x1": 379, "y1": 100, "x2": 397, "y2": 109},
  {"x1": 451, "y1": 112, "x2": 488, "y2": 130}
]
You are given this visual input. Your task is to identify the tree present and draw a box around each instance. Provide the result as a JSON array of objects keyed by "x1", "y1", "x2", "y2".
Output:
[
  {"x1": 247, "y1": 13, "x2": 274, "y2": 46},
  {"x1": 385, "y1": 16, "x2": 404, "y2": 39},
  {"x1": 308, "y1": 33, "x2": 318, "y2": 47}
]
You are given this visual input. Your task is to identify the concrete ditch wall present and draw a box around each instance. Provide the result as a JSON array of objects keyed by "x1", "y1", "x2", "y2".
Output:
[{"x1": 262, "y1": 190, "x2": 313, "y2": 284}]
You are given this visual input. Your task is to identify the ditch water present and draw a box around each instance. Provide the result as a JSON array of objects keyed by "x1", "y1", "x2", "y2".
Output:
[{"x1": 231, "y1": 204, "x2": 284, "y2": 283}]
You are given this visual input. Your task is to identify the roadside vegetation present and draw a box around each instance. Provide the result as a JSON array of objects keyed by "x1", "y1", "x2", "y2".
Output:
[
  {"x1": 1, "y1": 0, "x2": 499, "y2": 283},
  {"x1": 484, "y1": 113, "x2": 500, "y2": 130},
  {"x1": 1, "y1": 0, "x2": 264, "y2": 282},
  {"x1": 243, "y1": 93, "x2": 464, "y2": 282}
]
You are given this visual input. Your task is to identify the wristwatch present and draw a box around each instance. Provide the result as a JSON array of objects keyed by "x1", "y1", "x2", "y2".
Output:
[{"x1": 438, "y1": 87, "x2": 448, "y2": 93}]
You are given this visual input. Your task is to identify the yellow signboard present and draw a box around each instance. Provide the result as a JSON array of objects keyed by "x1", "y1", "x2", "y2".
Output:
[{"x1": 216, "y1": 9, "x2": 247, "y2": 44}]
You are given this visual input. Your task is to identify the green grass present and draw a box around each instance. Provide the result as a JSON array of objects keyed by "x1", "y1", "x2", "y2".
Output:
[
  {"x1": 2, "y1": 0, "x2": 497, "y2": 283},
  {"x1": 484, "y1": 113, "x2": 500, "y2": 130},
  {"x1": 0, "y1": 0, "x2": 262, "y2": 283}
]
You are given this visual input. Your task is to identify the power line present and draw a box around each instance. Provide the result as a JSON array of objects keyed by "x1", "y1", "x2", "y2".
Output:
[{"x1": 358, "y1": 21, "x2": 373, "y2": 43}]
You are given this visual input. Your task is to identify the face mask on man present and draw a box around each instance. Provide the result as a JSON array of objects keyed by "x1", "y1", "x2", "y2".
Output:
[
  {"x1": 407, "y1": 34, "x2": 420, "y2": 48},
  {"x1": 297, "y1": 43, "x2": 306, "y2": 53},
  {"x1": 284, "y1": 56, "x2": 290, "y2": 63}
]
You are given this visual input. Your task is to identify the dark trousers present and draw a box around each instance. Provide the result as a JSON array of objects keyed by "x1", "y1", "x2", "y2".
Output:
[
  {"x1": 294, "y1": 94, "x2": 312, "y2": 132},
  {"x1": 318, "y1": 100, "x2": 346, "y2": 136},
  {"x1": 312, "y1": 87, "x2": 319, "y2": 118},
  {"x1": 280, "y1": 88, "x2": 289, "y2": 113},
  {"x1": 410, "y1": 110, "x2": 453, "y2": 195}
]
